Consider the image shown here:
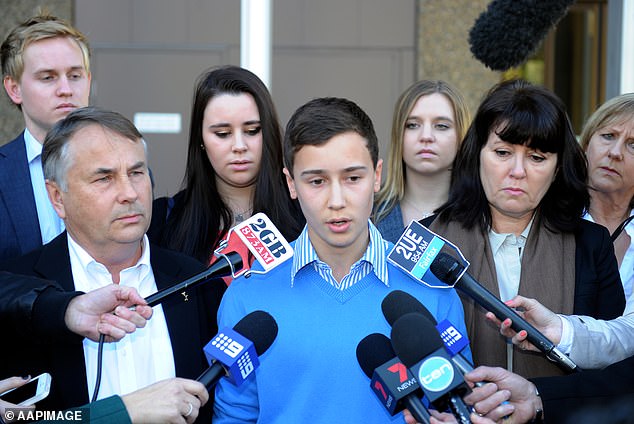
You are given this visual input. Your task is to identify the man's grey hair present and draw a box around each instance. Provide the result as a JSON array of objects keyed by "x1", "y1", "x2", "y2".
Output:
[{"x1": 42, "y1": 106, "x2": 146, "y2": 191}]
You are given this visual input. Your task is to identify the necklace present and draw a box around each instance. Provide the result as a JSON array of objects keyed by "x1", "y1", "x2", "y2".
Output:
[
  {"x1": 402, "y1": 197, "x2": 434, "y2": 219},
  {"x1": 233, "y1": 207, "x2": 253, "y2": 223}
]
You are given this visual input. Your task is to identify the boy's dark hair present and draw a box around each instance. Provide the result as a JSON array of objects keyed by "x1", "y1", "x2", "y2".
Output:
[{"x1": 283, "y1": 97, "x2": 379, "y2": 176}]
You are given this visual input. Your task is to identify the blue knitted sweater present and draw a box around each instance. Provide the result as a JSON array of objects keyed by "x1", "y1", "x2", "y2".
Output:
[{"x1": 213, "y1": 243, "x2": 470, "y2": 423}]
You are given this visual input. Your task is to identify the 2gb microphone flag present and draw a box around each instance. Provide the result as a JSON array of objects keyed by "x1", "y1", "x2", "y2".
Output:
[
  {"x1": 387, "y1": 220, "x2": 469, "y2": 289},
  {"x1": 215, "y1": 212, "x2": 294, "y2": 278}
]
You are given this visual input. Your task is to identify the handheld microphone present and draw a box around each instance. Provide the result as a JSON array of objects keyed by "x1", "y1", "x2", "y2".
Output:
[
  {"x1": 430, "y1": 252, "x2": 579, "y2": 373},
  {"x1": 468, "y1": 0, "x2": 575, "y2": 71},
  {"x1": 229, "y1": 212, "x2": 294, "y2": 276},
  {"x1": 144, "y1": 213, "x2": 294, "y2": 307},
  {"x1": 391, "y1": 313, "x2": 472, "y2": 424},
  {"x1": 381, "y1": 290, "x2": 472, "y2": 374},
  {"x1": 356, "y1": 333, "x2": 431, "y2": 424},
  {"x1": 196, "y1": 310, "x2": 278, "y2": 390},
  {"x1": 144, "y1": 251, "x2": 242, "y2": 307}
]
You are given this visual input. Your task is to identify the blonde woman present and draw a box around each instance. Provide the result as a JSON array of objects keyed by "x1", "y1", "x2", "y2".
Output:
[
  {"x1": 374, "y1": 80, "x2": 470, "y2": 242},
  {"x1": 581, "y1": 93, "x2": 634, "y2": 314}
]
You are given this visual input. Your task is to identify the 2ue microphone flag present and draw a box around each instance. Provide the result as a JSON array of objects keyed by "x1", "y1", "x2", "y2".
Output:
[{"x1": 387, "y1": 220, "x2": 469, "y2": 289}]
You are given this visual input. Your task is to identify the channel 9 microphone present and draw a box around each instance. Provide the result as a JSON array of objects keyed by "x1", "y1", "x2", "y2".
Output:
[
  {"x1": 382, "y1": 290, "x2": 515, "y2": 415},
  {"x1": 391, "y1": 313, "x2": 472, "y2": 424},
  {"x1": 430, "y1": 252, "x2": 579, "y2": 373},
  {"x1": 197, "y1": 310, "x2": 278, "y2": 390},
  {"x1": 382, "y1": 290, "x2": 473, "y2": 375},
  {"x1": 356, "y1": 333, "x2": 431, "y2": 424}
]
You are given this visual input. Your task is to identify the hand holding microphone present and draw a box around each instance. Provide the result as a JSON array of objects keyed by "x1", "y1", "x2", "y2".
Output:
[
  {"x1": 485, "y1": 295, "x2": 564, "y2": 352},
  {"x1": 429, "y1": 252, "x2": 579, "y2": 373},
  {"x1": 65, "y1": 284, "x2": 153, "y2": 342}
]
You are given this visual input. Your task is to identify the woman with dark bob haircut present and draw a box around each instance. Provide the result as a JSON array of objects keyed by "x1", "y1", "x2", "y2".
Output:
[
  {"x1": 149, "y1": 66, "x2": 303, "y2": 279},
  {"x1": 424, "y1": 79, "x2": 625, "y2": 378}
]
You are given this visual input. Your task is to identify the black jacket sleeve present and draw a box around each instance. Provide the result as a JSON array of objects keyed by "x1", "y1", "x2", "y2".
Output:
[
  {"x1": 531, "y1": 355, "x2": 634, "y2": 423},
  {"x1": 0, "y1": 271, "x2": 83, "y2": 343}
]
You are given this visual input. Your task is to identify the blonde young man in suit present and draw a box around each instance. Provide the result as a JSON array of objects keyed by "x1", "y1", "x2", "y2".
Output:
[{"x1": 0, "y1": 13, "x2": 91, "y2": 262}]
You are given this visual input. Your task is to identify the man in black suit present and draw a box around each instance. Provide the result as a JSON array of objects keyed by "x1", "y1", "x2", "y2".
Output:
[
  {"x1": 0, "y1": 13, "x2": 92, "y2": 262},
  {"x1": 0, "y1": 272, "x2": 210, "y2": 423},
  {"x1": 0, "y1": 107, "x2": 225, "y2": 421}
]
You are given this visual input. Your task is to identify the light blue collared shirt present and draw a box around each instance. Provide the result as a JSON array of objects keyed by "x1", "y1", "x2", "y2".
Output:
[
  {"x1": 290, "y1": 220, "x2": 390, "y2": 290},
  {"x1": 24, "y1": 128, "x2": 65, "y2": 244}
]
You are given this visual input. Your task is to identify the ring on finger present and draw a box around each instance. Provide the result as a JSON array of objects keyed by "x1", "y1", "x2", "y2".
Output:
[{"x1": 184, "y1": 402, "x2": 193, "y2": 417}]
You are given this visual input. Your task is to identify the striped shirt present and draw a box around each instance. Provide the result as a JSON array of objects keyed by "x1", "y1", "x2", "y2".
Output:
[{"x1": 290, "y1": 220, "x2": 390, "y2": 290}]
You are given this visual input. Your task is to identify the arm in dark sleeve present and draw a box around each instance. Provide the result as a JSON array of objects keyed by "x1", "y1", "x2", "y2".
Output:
[
  {"x1": 35, "y1": 396, "x2": 132, "y2": 424},
  {"x1": 574, "y1": 222, "x2": 625, "y2": 319},
  {"x1": 0, "y1": 271, "x2": 83, "y2": 343},
  {"x1": 531, "y1": 355, "x2": 634, "y2": 423}
]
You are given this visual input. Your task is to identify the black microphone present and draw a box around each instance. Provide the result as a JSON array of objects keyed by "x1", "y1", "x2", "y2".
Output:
[
  {"x1": 144, "y1": 251, "x2": 242, "y2": 307},
  {"x1": 382, "y1": 290, "x2": 437, "y2": 327},
  {"x1": 382, "y1": 290, "x2": 473, "y2": 375},
  {"x1": 468, "y1": 0, "x2": 575, "y2": 71},
  {"x1": 196, "y1": 310, "x2": 278, "y2": 391},
  {"x1": 391, "y1": 313, "x2": 472, "y2": 424},
  {"x1": 429, "y1": 252, "x2": 579, "y2": 372},
  {"x1": 356, "y1": 333, "x2": 431, "y2": 424}
]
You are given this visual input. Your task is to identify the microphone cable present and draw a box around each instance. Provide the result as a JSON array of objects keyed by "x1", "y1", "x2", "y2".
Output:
[
  {"x1": 91, "y1": 334, "x2": 106, "y2": 403},
  {"x1": 611, "y1": 215, "x2": 634, "y2": 242},
  {"x1": 88, "y1": 250, "x2": 243, "y2": 403}
]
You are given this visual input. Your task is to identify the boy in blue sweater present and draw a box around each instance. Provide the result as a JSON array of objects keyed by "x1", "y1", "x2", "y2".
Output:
[{"x1": 213, "y1": 97, "x2": 470, "y2": 423}]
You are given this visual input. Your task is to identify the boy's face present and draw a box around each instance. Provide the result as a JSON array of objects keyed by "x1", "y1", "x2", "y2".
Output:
[{"x1": 284, "y1": 131, "x2": 382, "y2": 260}]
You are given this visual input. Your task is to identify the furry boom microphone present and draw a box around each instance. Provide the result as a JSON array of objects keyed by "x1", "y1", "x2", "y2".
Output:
[{"x1": 469, "y1": 0, "x2": 576, "y2": 72}]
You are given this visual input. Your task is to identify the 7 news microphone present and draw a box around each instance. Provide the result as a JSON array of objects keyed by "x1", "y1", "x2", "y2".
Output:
[
  {"x1": 382, "y1": 290, "x2": 514, "y2": 417},
  {"x1": 391, "y1": 312, "x2": 472, "y2": 424},
  {"x1": 429, "y1": 252, "x2": 579, "y2": 373},
  {"x1": 356, "y1": 333, "x2": 431, "y2": 424},
  {"x1": 196, "y1": 310, "x2": 278, "y2": 390}
]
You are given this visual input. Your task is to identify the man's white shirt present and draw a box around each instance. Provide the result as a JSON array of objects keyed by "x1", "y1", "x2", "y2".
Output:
[{"x1": 68, "y1": 234, "x2": 175, "y2": 400}]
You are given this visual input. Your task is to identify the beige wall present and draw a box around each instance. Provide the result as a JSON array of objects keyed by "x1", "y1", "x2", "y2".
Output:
[
  {"x1": 417, "y1": 0, "x2": 499, "y2": 114},
  {"x1": 0, "y1": 0, "x2": 73, "y2": 144},
  {"x1": 73, "y1": 0, "x2": 418, "y2": 196},
  {"x1": 1, "y1": 0, "x2": 499, "y2": 195}
]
